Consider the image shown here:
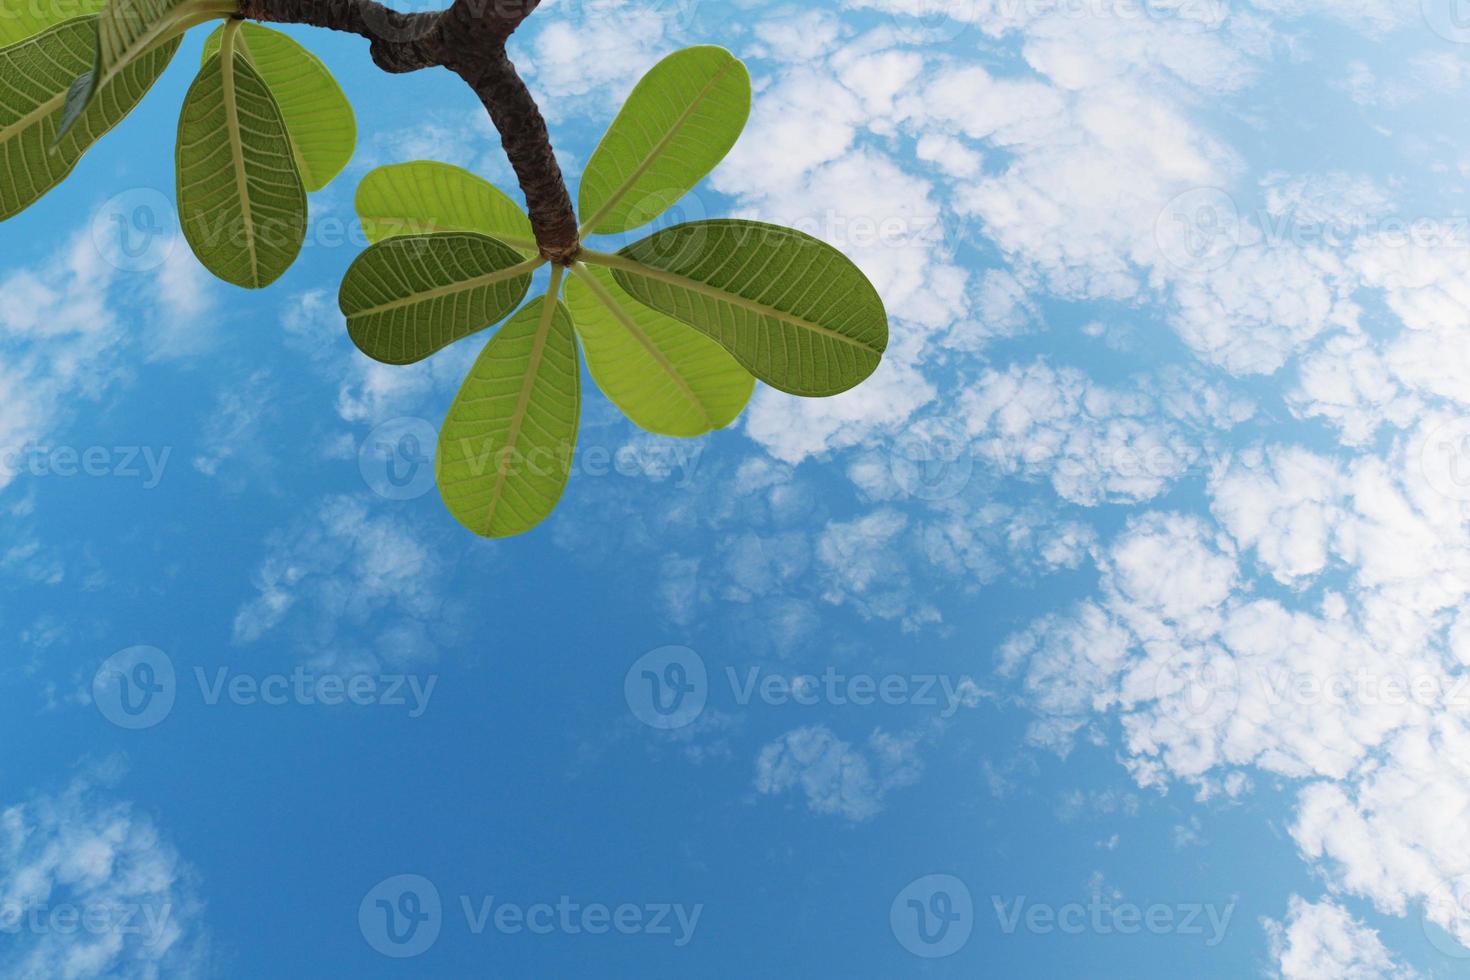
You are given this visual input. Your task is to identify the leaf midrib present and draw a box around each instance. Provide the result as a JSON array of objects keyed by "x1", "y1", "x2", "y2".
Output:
[
  {"x1": 579, "y1": 57, "x2": 736, "y2": 236},
  {"x1": 99, "y1": 0, "x2": 232, "y2": 88},
  {"x1": 352, "y1": 253, "x2": 543, "y2": 318},
  {"x1": 0, "y1": 20, "x2": 92, "y2": 145},
  {"x1": 1, "y1": 89, "x2": 67, "y2": 145},
  {"x1": 218, "y1": 23, "x2": 259, "y2": 284},
  {"x1": 580, "y1": 248, "x2": 882, "y2": 354},
  {"x1": 482, "y1": 271, "x2": 563, "y2": 534}
]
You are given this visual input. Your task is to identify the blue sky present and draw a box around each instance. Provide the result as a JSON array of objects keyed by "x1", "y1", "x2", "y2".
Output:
[{"x1": 5, "y1": 0, "x2": 1470, "y2": 976}]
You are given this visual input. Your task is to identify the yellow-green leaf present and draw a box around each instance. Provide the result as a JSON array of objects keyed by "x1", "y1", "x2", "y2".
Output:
[
  {"x1": 355, "y1": 160, "x2": 536, "y2": 257},
  {"x1": 565, "y1": 263, "x2": 751, "y2": 437},
  {"x1": 202, "y1": 22, "x2": 354, "y2": 191},
  {"x1": 0, "y1": 0, "x2": 105, "y2": 46},
  {"x1": 578, "y1": 45, "x2": 750, "y2": 236},
  {"x1": 437, "y1": 285, "x2": 580, "y2": 538}
]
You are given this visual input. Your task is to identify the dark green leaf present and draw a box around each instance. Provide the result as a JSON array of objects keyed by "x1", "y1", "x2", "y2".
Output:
[
  {"x1": 338, "y1": 232, "x2": 539, "y2": 364},
  {"x1": 588, "y1": 219, "x2": 887, "y2": 396},
  {"x1": 176, "y1": 26, "x2": 307, "y2": 288}
]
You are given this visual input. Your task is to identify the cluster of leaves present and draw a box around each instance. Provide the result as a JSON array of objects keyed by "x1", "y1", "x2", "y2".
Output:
[
  {"x1": 346, "y1": 47, "x2": 888, "y2": 536},
  {"x1": 1, "y1": 5, "x2": 888, "y2": 538},
  {"x1": 3, "y1": 0, "x2": 352, "y2": 276}
]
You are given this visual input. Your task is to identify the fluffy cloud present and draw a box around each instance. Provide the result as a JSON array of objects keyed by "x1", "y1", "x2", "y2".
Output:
[
  {"x1": 0, "y1": 764, "x2": 207, "y2": 978},
  {"x1": 753, "y1": 724, "x2": 923, "y2": 821},
  {"x1": 0, "y1": 225, "x2": 211, "y2": 493},
  {"x1": 231, "y1": 494, "x2": 477, "y2": 671},
  {"x1": 1263, "y1": 896, "x2": 1417, "y2": 979},
  {"x1": 960, "y1": 359, "x2": 1250, "y2": 506},
  {"x1": 1001, "y1": 416, "x2": 1470, "y2": 941}
]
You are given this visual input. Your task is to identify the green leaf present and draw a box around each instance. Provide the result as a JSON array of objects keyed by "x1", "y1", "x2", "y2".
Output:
[
  {"x1": 0, "y1": 0, "x2": 105, "y2": 47},
  {"x1": 566, "y1": 263, "x2": 752, "y2": 437},
  {"x1": 61, "y1": 0, "x2": 232, "y2": 139},
  {"x1": 0, "y1": 17, "x2": 176, "y2": 220},
  {"x1": 338, "y1": 232, "x2": 539, "y2": 364},
  {"x1": 586, "y1": 220, "x2": 887, "y2": 397},
  {"x1": 578, "y1": 45, "x2": 750, "y2": 236},
  {"x1": 437, "y1": 282, "x2": 580, "y2": 538},
  {"x1": 355, "y1": 161, "x2": 536, "y2": 257},
  {"x1": 201, "y1": 22, "x2": 355, "y2": 191},
  {"x1": 176, "y1": 26, "x2": 307, "y2": 288}
]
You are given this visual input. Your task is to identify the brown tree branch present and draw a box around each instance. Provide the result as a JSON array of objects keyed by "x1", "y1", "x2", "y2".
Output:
[{"x1": 236, "y1": 0, "x2": 580, "y2": 264}]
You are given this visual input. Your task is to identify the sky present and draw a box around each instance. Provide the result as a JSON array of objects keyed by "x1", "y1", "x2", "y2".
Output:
[{"x1": 4, "y1": 0, "x2": 1470, "y2": 976}]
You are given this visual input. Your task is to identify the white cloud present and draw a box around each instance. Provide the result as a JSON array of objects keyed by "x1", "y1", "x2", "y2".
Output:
[
  {"x1": 1209, "y1": 446, "x2": 1348, "y2": 585},
  {"x1": 0, "y1": 216, "x2": 220, "y2": 495},
  {"x1": 191, "y1": 369, "x2": 277, "y2": 487},
  {"x1": 959, "y1": 359, "x2": 1247, "y2": 506},
  {"x1": 0, "y1": 237, "x2": 126, "y2": 491},
  {"x1": 1264, "y1": 896, "x2": 1417, "y2": 980},
  {"x1": 0, "y1": 763, "x2": 208, "y2": 979},
  {"x1": 753, "y1": 724, "x2": 923, "y2": 821},
  {"x1": 1247, "y1": 0, "x2": 1410, "y2": 35},
  {"x1": 522, "y1": 0, "x2": 678, "y2": 113},
  {"x1": 932, "y1": 63, "x2": 1237, "y2": 302},
  {"x1": 1167, "y1": 244, "x2": 1358, "y2": 375},
  {"x1": 232, "y1": 494, "x2": 475, "y2": 672}
]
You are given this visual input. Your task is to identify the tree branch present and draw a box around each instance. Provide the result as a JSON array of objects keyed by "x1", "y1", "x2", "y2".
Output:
[{"x1": 236, "y1": 0, "x2": 580, "y2": 264}]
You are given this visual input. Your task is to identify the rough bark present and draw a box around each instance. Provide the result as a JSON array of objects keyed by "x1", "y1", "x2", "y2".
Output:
[{"x1": 237, "y1": 0, "x2": 579, "y2": 263}]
